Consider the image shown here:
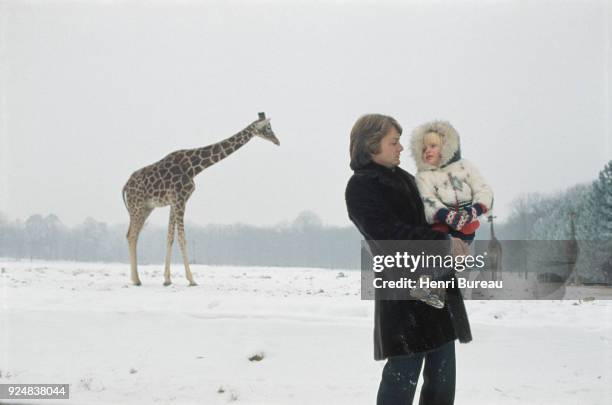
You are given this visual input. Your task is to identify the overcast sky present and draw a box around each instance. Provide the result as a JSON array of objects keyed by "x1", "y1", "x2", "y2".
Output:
[{"x1": 1, "y1": 0, "x2": 611, "y2": 228}]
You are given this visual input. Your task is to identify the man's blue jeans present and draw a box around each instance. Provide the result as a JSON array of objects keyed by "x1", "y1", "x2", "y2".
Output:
[{"x1": 376, "y1": 340, "x2": 456, "y2": 405}]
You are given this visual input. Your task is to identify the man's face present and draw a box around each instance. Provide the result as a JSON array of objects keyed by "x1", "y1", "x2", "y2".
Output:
[{"x1": 372, "y1": 127, "x2": 403, "y2": 168}]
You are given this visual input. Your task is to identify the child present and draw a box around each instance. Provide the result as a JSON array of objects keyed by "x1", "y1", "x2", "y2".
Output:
[{"x1": 408, "y1": 120, "x2": 494, "y2": 308}]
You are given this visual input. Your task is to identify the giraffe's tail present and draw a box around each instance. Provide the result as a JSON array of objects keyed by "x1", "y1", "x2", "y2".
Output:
[
  {"x1": 122, "y1": 184, "x2": 131, "y2": 239},
  {"x1": 122, "y1": 184, "x2": 129, "y2": 211}
]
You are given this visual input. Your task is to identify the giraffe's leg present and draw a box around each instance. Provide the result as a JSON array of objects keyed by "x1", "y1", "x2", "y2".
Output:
[
  {"x1": 163, "y1": 206, "x2": 177, "y2": 286},
  {"x1": 175, "y1": 206, "x2": 197, "y2": 286},
  {"x1": 127, "y1": 207, "x2": 153, "y2": 286}
]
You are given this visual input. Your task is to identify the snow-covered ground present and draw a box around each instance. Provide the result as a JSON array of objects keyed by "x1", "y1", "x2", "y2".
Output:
[{"x1": 1, "y1": 259, "x2": 611, "y2": 405}]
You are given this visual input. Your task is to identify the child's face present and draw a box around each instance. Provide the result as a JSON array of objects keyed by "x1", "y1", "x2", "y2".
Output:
[{"x1": 422, "y1": 133, "x2": 442, "y2": 166}]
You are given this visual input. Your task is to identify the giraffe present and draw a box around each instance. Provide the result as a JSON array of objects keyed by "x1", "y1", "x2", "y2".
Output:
[
  {"x1": 566, "y1": 211, "x2": 580, "y2": 285},
  {"x1": 486, "y1": 215, "x2": 502, "y2": 281},
  {"x1": 122, "y1": 113, "x2": 280, "y2": 286},
  {"x1": 470, "y1": 215, "x2": 503, "y2": 300}
]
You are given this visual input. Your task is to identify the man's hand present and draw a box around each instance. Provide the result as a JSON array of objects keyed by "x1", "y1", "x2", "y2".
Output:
[{"x1": 450, "y1": 237, "x2": 469, "y2": 257}]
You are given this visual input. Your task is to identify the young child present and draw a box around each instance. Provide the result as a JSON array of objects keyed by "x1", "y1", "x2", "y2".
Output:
[{"x1": 408, "y1": 120, "x2": 494, "y2": 308}]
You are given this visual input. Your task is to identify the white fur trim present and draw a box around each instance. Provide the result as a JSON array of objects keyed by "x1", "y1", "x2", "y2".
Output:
[{"x1": 410, "y1": 120, "x2": 461, "y2": 171}]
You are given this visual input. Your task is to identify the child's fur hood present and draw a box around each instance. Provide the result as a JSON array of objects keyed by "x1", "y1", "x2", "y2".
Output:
[{"x1": 410, "y1": 120, "x2": 462, "y2": 171}]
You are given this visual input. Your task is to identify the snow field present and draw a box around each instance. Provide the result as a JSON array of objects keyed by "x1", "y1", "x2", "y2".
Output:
[{"x1": 1, "y1": 260, "x2": 610, "y2": 404}]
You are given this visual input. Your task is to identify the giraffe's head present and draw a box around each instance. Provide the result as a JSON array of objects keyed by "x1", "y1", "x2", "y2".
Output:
[{"x1": 251, "y1": 116, "x2": 280, "y2": 146}]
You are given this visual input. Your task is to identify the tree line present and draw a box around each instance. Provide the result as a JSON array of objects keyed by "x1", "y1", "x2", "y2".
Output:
[
  {"x1": 0, "y1": 210, "x2": 362, "y2": 269},
  {"x1": 477, "y1": 160, "x2": 612, "y2": 282}
]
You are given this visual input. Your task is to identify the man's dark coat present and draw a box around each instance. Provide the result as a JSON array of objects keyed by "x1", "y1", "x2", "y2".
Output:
[{"x1": 345, "y1": 162, "x2": 472, "y2": 359}]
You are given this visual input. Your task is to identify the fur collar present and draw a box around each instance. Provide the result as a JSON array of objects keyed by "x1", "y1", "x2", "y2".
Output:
[
  {"x1": 410, "y1": 120, "x2": 462, "y2": 171},
  {"x1": 354, "y1": 162, "x2": 421, "y2": 214},
  {"x1": 355, "y1": 162, "x2": 415, "y2": 195}
]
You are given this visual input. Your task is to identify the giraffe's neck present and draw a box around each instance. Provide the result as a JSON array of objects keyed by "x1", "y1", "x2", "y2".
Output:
[
  {"x1": 189, "y1": 127, "x2": 255, "y2": 177},
  {"x1": 570, "y1": 217, "x2": 576, "y2": 240},
  {"x1": 490, "y1": 221, "x2": 496, "y2": 239}
]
